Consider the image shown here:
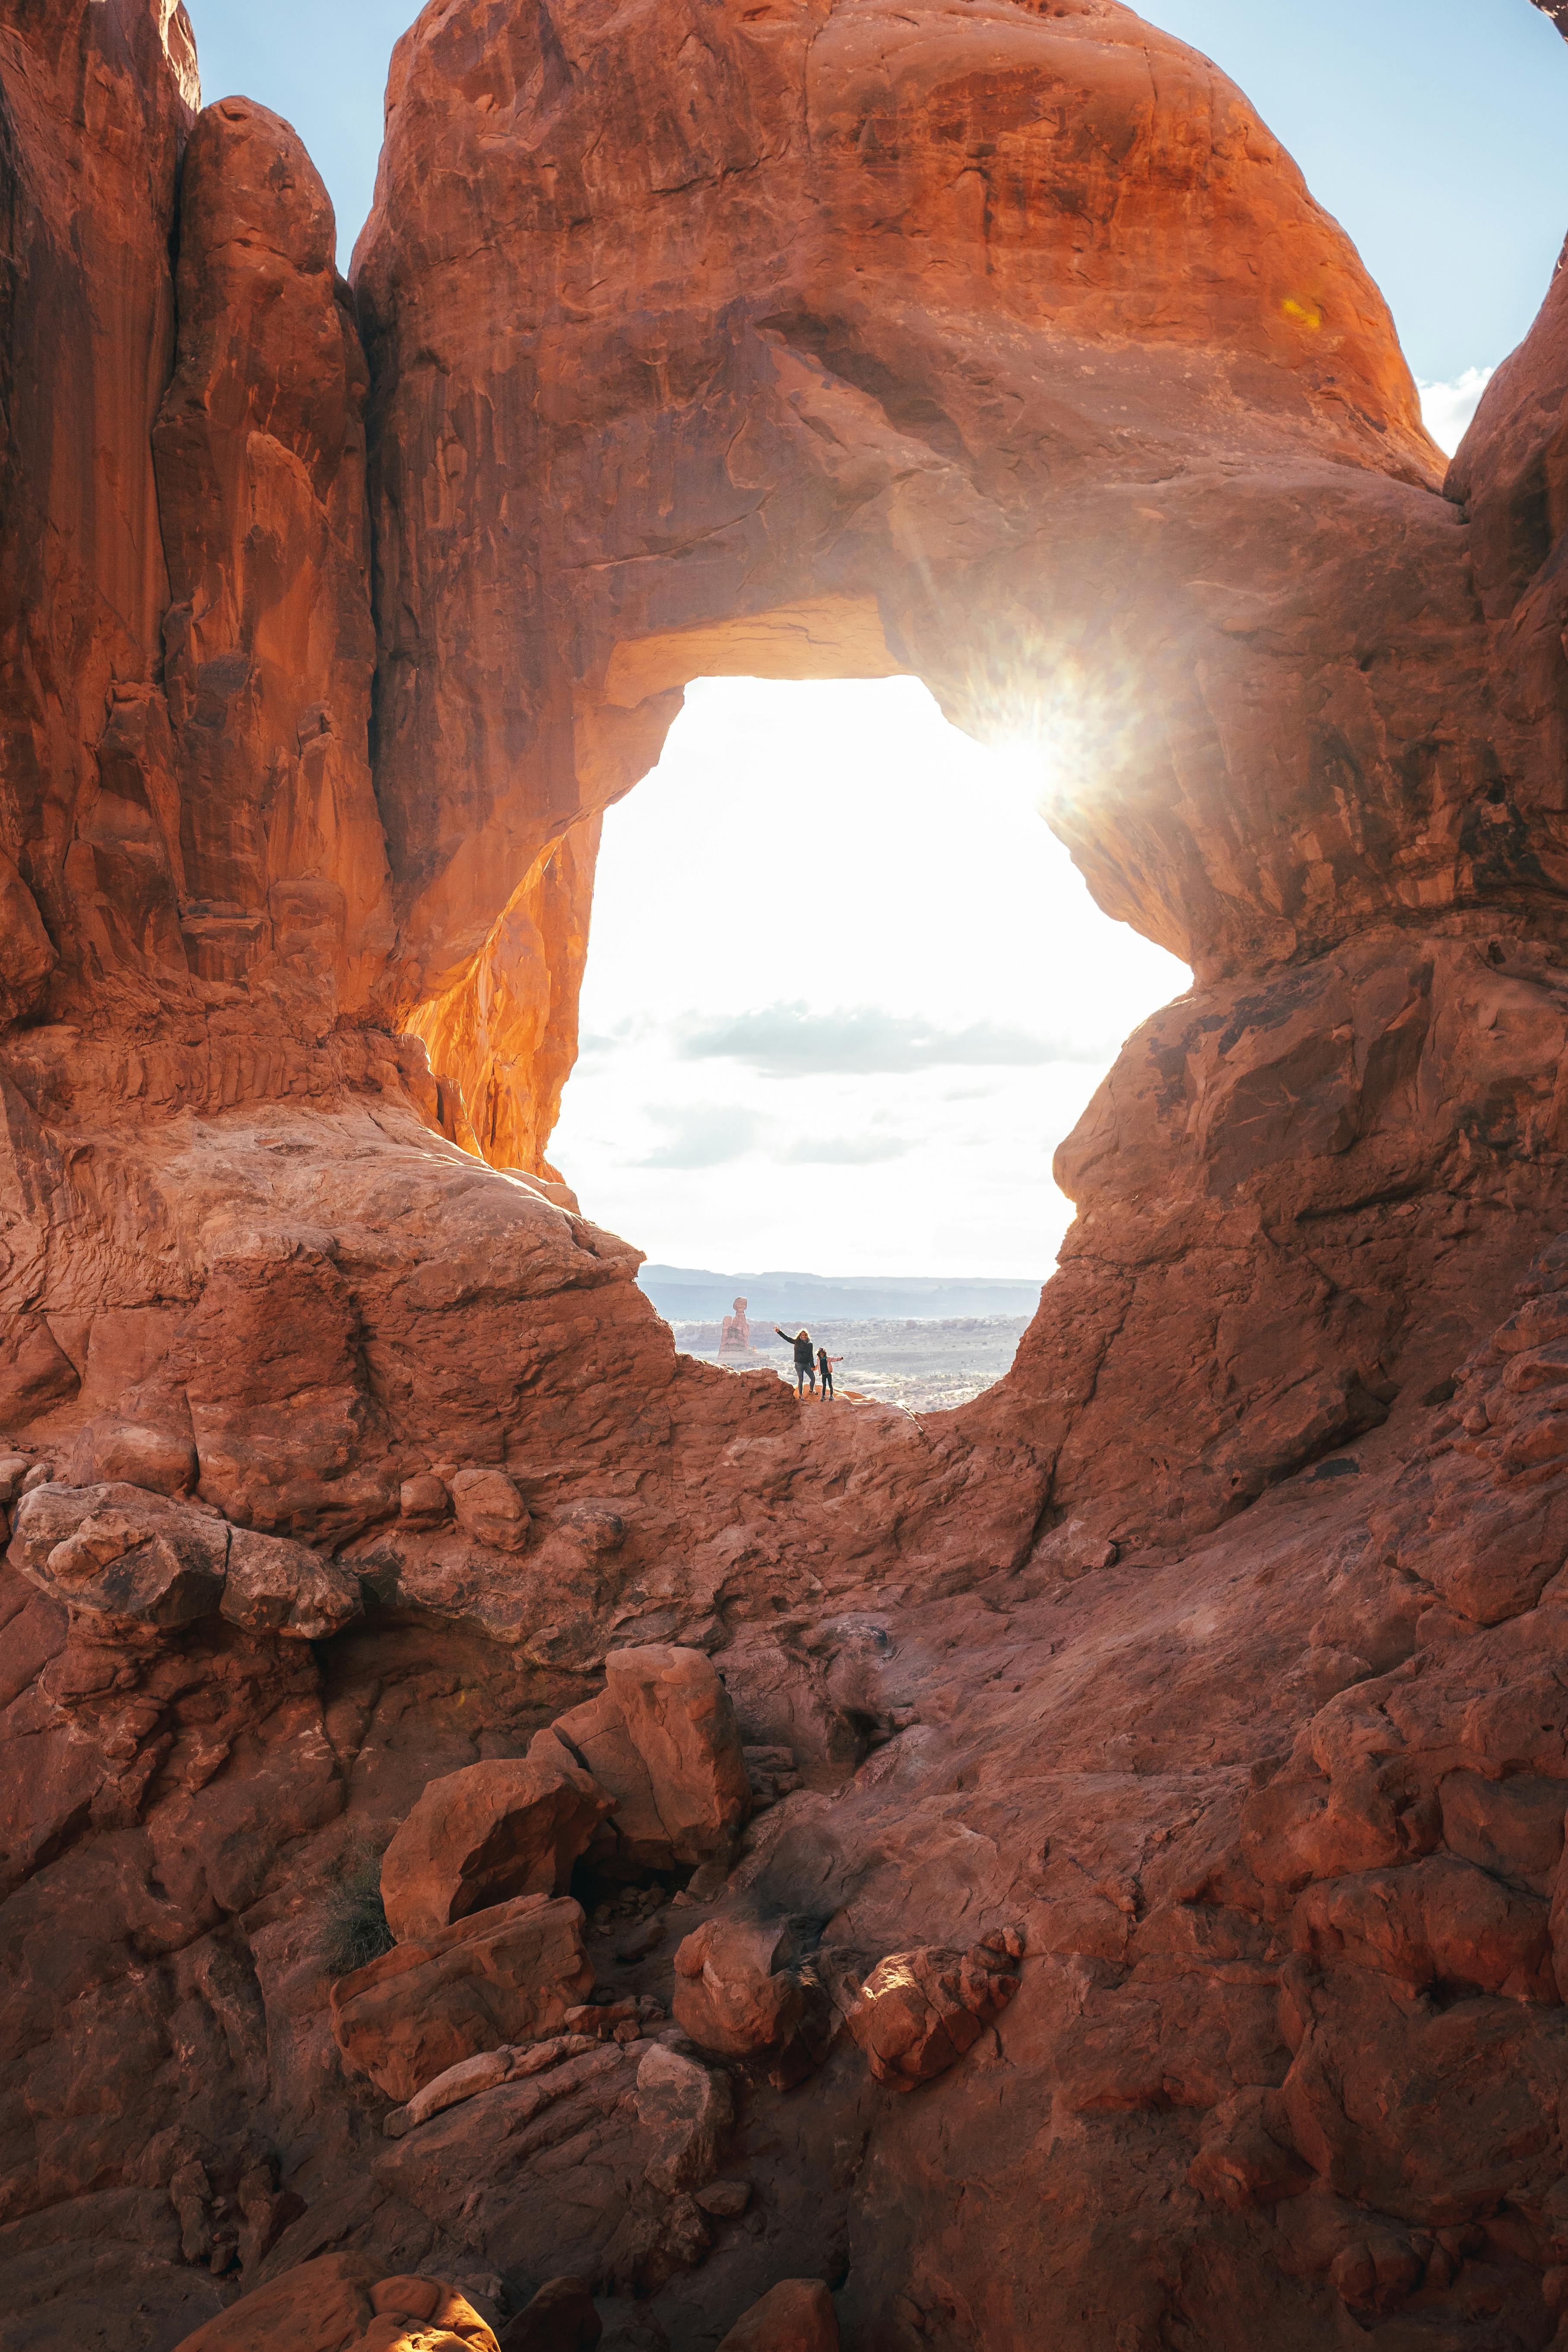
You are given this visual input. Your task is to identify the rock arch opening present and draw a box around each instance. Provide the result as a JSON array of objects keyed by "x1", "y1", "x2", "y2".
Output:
[{"x1": 546, "y1": 672, "x2": 1190, "y2": 1321}]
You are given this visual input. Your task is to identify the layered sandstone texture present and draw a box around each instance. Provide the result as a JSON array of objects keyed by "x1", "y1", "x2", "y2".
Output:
[
  {"x1": 5, "y1": 0, "x2": 1568, "y2": 2350},
  {"x1": 354, "y1": 0, "x2": 1462, "y2": 1133}
]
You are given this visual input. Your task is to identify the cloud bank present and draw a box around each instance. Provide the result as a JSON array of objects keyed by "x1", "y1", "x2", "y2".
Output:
[
  {"x1": 637, "y1": 1106, "x2": 762, "y2": 1168},
  {"x1": 676, "y1": 1001, "x2": 1117, "y2": 1076},
  {"x1": 1419, "y1": 366, "x2": 1496, "y2": 457}
]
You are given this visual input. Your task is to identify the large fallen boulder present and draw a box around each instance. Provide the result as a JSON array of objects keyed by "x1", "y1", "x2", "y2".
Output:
[
  {"x1": 716, "y1": 2279, "x2": 840, "y2": 2352},
  {"x1": 450, "y1": 1466, "x2": 531, "y2": 1553},
  {"x1": 634, "y1": 2041, "x2": 734, "y2": 2193},
  {"x1": 6, "y1": 1481, "x2": 362, "y2": 1641},
  {"x1": 331, "y1": 1892, "x2": 594, "y2": 2102},
  {"x1": 840, "y1": 1931, "x2": 1022, "y2": 2092},
  {"x1": 381, "y1": 1754, "x2": 616, "y2": 1942},
  {"x1": 171, "y1": 2252, "x2": 499, "y2": 2352},
  {"x1": 8, "y1": 1480, "x2": 228, "y2": 1634},
  {"x1": 672, "y1": 1914, "x2": 832, "y2": 2085},
  {"x1": 223, "y1": 1526, "x2": 367, "y2": 1641},
  {"x1": 673, "y1": 1916, "x2": 803, "y2": 2055},
  {"x1": 530, "y1": 1644, "x2": 751, "y2": 1869}
]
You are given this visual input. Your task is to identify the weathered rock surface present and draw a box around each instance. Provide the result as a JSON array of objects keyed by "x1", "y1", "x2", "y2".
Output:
[
  {"x1": 383, "y1": 2033, "x2": 602, "y2": 2140},
  {"x1": 380, "y1": 1757, "x2": 615, "y2": 1943},
  {"x1": 532, "y1": 1645, "x2": 752, "y2": 1869},
  {"x1": 7, "y1": 1480, "x2": 362, "y2": 1641},
  {"x1": 7, "y1": 0, "x2": 1568, "y2": 2347},
  {"x1": 633, "y1": 2042, "x2": 735, "y2": 2194},
  {"x1": 497, "y1": 2276, "x2": 601, "y2": 2352},
  {"x1": 717, "y1": 2279, "x2": 840, "y2": 2352},
  {"x1": 330, "y1": 1894, "x2": 594, "y2": 2102},
  {"x1": 673, "y1": 1917, "x2": 810, "y2": 2064},
  {"x1": 171, "y1": 2253, "x2": 500, "y2": 2352},
  {"x1": 840, "y1": 1932, "x2": 1022, "y2": 2092}
]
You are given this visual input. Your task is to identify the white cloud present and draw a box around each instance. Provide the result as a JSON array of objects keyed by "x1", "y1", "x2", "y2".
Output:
[
  {"x1": 549, "y1": 677, "x2": 1190, "y2": 1277},
  {"x1": 783, "y1": 1132, "x2": 912, "y2": 1165},
  {"x1": 1419, "y1": 366, "x2": 1497, "y2": 457},
  {"x1": 637, "y1": 1106, "x2": 762, "y2": 1168},
  {"x1": 676, "y1": 1001, "x2": 1115, "y2": 1076}
]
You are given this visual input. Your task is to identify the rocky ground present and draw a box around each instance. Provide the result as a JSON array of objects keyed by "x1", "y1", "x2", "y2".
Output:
[{"x1": 669, "y1": 1318, "x2": 1034, "y2": 1415}]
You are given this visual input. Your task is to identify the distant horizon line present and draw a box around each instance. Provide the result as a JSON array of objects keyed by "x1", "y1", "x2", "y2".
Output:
[{"x1": 638, "y1": 1262, "x2": 1046, "y2": 1286}]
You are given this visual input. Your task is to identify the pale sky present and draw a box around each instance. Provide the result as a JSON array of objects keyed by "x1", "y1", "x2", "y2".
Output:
[
  {"x1": 182, "y1": 0, "x2": 1568, "y2": 1277},
  {"x1": 550, "y1": 681, "x2": 1187, "y2": 1276}
]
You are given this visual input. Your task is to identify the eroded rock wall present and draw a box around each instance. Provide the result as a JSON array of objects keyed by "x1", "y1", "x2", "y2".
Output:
[
  {"x1": 354, "y1": 0, "x2": 1472, "y2": 1023},
  {"x1": 153, "y1": 96, "x2": 395, "y2": 1021},
  {"x1": 0, "y1": 0, "x2": 198, "y2": 1028}
]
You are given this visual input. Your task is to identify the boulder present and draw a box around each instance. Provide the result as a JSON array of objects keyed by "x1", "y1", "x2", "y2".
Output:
[
  {"x1": 671, "y1": 1914, "x2": 830, "y2": 2083},
  {"x1": 331, "y1": 1893, "x2": 594, "y2": 2102},
  {"x1": 633, "y1": 2041, "x2": 734, "y2": 2193},
  {"x1": 67, "y1": 1419, "x2": 197, "y2": 1496},
  {"x1": 383, "y1": 2031, "x2": 600, "y2": 2137},
  {"x1": 451, "y1": 1467, "x2": 530, "y2": 1552},
  {"x1": 497, "y1": 2277, "x2": 602, "y2": 2352},
  {"x1": 8, "y1": 1481, "x2": 228, "y2": 1635},
  {"x1": 716, "y1": 2280, "x2": 840, "y2": 2352},
  {"x1": 222, "y1": 1525, "x2": 363, "y2": 1640},
  {"x1": 380, "y1": 1754, "x2": 615, "y2": 1942},
  {"x1": 1292, "y1": 1857, "x2": 1557, "y2": 2002},
  {"x1": 170, "y1": 2252, "x2": 500, "y2": 2352},
  {"x1": 841, "y1": 1932, "x2": 1022, "y2": 2092},
  {"x1": 400, "y1": 1472, "x2": 451, "y2": 1528},
  {"x1": 374, "y1": 2039, "x2": 648, "y2": 2283},
  {"x1": 6, "y1": 1479, "x2": 363, "y2": 1643},
  {"x1": 532, "y1": 1644, "x2": 751, "y2": 1869}
]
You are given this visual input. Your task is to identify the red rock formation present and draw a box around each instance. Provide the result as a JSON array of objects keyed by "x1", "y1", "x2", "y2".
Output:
[
  {"x1": 353, "y1": 0, "x2": 1459, "y2": 1129},
  {"x1": 330, "y1": 1892, "x2": 595, "y2": 2103},
  {"x1": 8, "y1": 1, "x2": 1568, "y2": 2349},
  {"x1": 530, "y1": 1644, "x2": 754, "y2": 1868},
  {"x1": 378, "y1": 1755, "x2": 614, "y2": 1942},
  {"x1": 0, "y1": 0, "x2": 197, "y2": 1030},
  {"x1": 718, "y1": 2279, "x2": 841, "y2": 2352},
  {"x1": 175, "y1": 2254, "x2": 500, "y2": 2352},
  {"x1": 152, "y1": 96, "x2": 394, "y2": 1019}
]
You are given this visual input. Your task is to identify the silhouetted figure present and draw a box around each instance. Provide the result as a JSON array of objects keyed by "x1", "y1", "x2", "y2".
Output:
[
  {"x1": 776, "y1": 1326, "x2": 816, "y2": 1397},
  {"x1": 817, "y1": 1346, "x2": 841, "y2": 1399}
]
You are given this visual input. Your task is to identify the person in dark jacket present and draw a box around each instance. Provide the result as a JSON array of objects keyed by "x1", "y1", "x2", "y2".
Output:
[
  {"x1": 776, "y1": 1326, "x2": 816, "y2": 1397},
  {"x1": 817, "y1": 1345, "x2": 841, "y2": 1400}
]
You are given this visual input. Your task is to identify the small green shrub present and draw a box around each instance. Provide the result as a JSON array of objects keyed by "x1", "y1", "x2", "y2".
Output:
[{"x1": 317, "y1": 1840, "x2": 394, "y2": 1977}]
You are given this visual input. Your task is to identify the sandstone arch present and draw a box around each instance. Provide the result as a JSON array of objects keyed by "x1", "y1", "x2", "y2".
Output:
[{"x1": 354, "y1": 0, "x2": 1486, "y2": 1171}]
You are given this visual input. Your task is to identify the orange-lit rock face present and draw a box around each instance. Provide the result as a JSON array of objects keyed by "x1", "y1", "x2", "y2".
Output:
[
  {"x1": 154, "y1": 98, "x2": 394, "y2": 1018},
  {"x1": 0, "y1": 0, "x2": 197, "y2": 1024},
  {"x1": 0, "y1": 19, "x2": 392, "y2": 1051},
  {"x1": 355, "y1": 0, "x2": 1482, "y2": 1162}
]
